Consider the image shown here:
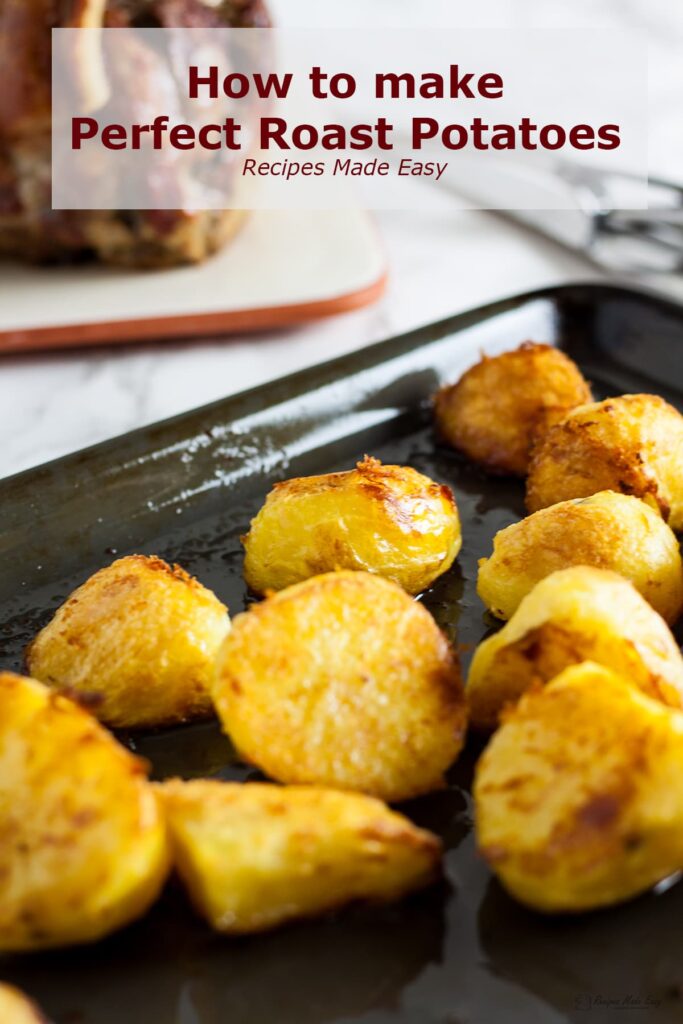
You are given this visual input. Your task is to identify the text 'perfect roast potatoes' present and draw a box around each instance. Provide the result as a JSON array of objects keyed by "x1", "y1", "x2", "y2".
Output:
[
  {"x1": 0, "y1": 983, "x2": 50, "y2": 1024},
  {"x1": 242, "y1": 456, "x2": 461, "y2": 596},
  {"x1": 159, "y1": 779, "x2": 442, "y2": 934},
  {"x1": 0, "y1": 673, "x2": 169, "y2": 952},
  {"x1": 475, "y1": 663, "x2": 683, "y2": 913},
  {"x1": 478, "y1": 491, "x2": 683, "y2": 624},
  {"x1": 26, "y1": 554, "x2": 230, "y2": 729},
  {"x1": 434, "y1": 342, "x2": 592, "y2": 476},
  {"x1": 213, "y1": 571, "x2": 467, "y2": 802},
  {"x1": 467, "y1": 566, "x2": 683, "y2": 730},
  {"x1": 526, "y1": 394, "x2": 683, "y2": 529}
]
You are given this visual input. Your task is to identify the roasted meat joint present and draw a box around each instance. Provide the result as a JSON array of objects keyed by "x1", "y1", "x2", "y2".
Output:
[{"x1": 0, "y1": 0, "x2": 270, "y2": 267}]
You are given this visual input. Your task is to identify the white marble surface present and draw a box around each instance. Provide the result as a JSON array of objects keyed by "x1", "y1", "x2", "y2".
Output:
[{"x1": 0, "y1": 0, "x2": 680, "y2": 480}]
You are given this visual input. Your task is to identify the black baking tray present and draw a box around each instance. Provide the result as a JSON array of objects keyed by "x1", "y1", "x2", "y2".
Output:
[{"x1": 1, "y1": 282, "x2": 683, "y2": 1024}]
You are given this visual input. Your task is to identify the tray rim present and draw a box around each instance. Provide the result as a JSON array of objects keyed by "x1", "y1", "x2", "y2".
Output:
[
  {"x1": 1, "y1": 278, "x2": 678, "y2": 491},
  {"x1": 3, "y1": 276, "x2": 683, "y2": 1024}
]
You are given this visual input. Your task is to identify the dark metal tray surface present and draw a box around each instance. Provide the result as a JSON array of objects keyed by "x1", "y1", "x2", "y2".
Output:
[{"x1": 1, "y1": 283, "x2": 683, "y2": 1024}]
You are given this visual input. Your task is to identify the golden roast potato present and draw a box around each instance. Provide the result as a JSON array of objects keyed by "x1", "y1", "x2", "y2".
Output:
[
  {"x1": 213, "y1": 571, "x2": 467, "y2": 802},
  {"x1": 0, "y1": 672, "x2": 168, "y2": 952},
  {"x1": 478, "y1": 491, "x2": 683, "y2": 624},
  {"x1": 467, "y1": 566, "x2": 683, "y2": 730},
  {"x1": 242, "y1": 456, "x2": 461, "y2": 596},
  {"x1": 159, "y1": 779, "x2": 442, "y2": 934},
  {"x1": 475, "y1": 662, "x2": 683, "y2": 913},
  {"x1": 0, "y1": 984, "x2": 49, "y2": 1024},
  {"x1": 526, "y1": 394, "x2": 683, "y2": 530},
  {"x1": 434, "y1": 342, "x2": 592, "y2": 476},
  {"x1": 26, "y1": 554, "x2": 230, "y2": 729}
]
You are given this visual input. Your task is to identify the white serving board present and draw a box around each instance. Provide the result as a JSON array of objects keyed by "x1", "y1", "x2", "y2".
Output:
[{"x1": 0, "y1": 208, "x2": 387, "y2": 353}]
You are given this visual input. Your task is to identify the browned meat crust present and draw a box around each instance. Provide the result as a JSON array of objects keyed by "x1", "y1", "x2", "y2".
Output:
[{"x1": 0, "y1": 0, "x2": 268, "y2": 267}]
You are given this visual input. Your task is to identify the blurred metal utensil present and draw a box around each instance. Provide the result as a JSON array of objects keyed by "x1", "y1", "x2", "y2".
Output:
[
  {"x1": 542, "y1": 163, "x2": 683, "y2": 274},
  {"x1": 474, "y1": 162, "x2": 683, "y2": 275}
]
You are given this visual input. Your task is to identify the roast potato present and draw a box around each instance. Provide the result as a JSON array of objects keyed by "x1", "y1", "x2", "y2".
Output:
[
  {"x1": 242, "y1": 456, "x2": 461, "y2": 596},
  {"x1": 159, "y1": 779, "x2": 442, "y2": 934},
  {"x1": 0, "y1": 672, "x2": 168, "y2": 952},
  {"x1": 478, "y1": 491, "x2": 683, "y2": 624},
  {"x1": 26, "y1": 554, "x2": 230, "y2": 729},
  {"x1": 467, "y1": 566, "x2": 683, "y2": 730},
  {"x1": 213, "y1": 571, "x2": 467, "y2": 802},
  {"x1": 0, "y1": 984, "x2": 49, "y2": 1024},
  {"x1": 475, "y1": 662, "x2": 683, "y2": 913},
  {"x1": 434, "y1": 342, "x2": 592, "y2": 476},
  {"x1": 526, "y1": 394, "x2": 683, "y2": 530}
]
